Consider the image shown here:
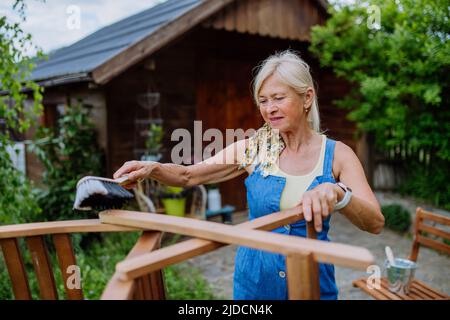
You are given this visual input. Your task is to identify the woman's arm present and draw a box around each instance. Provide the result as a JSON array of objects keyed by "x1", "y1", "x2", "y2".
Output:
[
  {"x1": 300, "y1": 142, "x2": 385, "y2": 234},
  {"x1": 333, "y1": 142, "x2": 385, "y2": 234},
  {"x1": 113, "y1": 139, "x2": 249, "y2": 188}
]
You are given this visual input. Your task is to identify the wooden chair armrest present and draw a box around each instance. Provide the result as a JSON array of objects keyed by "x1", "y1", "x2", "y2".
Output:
[{"x1": 0, "y1": 219, "x2": 141, "y2": 239}]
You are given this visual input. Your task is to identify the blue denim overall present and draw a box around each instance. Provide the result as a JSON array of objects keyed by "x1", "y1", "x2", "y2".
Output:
[{"x1": 233, "y1": 138, "x2": 339, "y2": 300}]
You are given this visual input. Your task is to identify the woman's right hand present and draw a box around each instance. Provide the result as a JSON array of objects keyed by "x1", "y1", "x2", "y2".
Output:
[{"x1": 113, "y1": 160, "x2": 158, "y2": 189}]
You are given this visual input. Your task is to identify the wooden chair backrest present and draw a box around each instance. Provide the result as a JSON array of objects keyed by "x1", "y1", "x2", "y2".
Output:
[
  {"x1": 0, "y1": 219, "x2": 163, "y2": 300},
  {"x1": 188, "y1": 184, "x2": 207, "y2": 220},
  {"x1": 409, "y1": 207, "x2": 450, "y2": 262}
]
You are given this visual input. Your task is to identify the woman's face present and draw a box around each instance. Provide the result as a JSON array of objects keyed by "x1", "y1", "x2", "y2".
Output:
[{"x1": 258, "y1": 73, "x2": 310, "y2": 132}]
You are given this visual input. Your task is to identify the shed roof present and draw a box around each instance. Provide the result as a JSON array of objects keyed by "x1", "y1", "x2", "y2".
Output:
[
  {"x1": 31, "y1": 0, "x2": 328, "y2": 85},
  {"x1": 31, "y1": 0, "x2": 202, "y2": 83}
]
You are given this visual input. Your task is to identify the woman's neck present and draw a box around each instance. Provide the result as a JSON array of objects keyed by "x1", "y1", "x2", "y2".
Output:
[{"x1": 280, "y1": 125, "x2": 318, "y2": 154}]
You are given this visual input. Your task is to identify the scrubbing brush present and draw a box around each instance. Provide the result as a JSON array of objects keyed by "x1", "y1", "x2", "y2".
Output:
[{"x1": 73, "y1": 175, "x2": 134, "y2": 211}]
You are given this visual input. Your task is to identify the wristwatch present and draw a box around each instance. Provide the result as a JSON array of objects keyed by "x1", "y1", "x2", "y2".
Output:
[{"x1": 334, "y1": 182, "x2": 352, "y2": 211}]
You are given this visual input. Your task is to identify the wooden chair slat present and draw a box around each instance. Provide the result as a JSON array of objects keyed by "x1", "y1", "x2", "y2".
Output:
[
  {"x1": 0, "y1": 238, "x2": 32, "y2": 300},
  {"x1": 407, "y1": 291, "x2": 424, "y2": 300},
  {"x1": 140, "y1": 275, "x2": 153, "y2": 300},
  {"x1": 418, "y1": 223, "x2": 450, "y2": 241},
  {"x1": 417, "y1": 235, "x2": 450, "y2": 255},
  {"x1": 378, "y1": 278, "x2": 403, "y2": 300},
  {"x1": 409, "y1": 282, "x2": 439, "y2": 299},
  {"x1": 52, "y1": 234, "x2": 84, "y2": 300},
  {"x1": 101, "y1": 231, "x2": 164, "y2": 300},
  {"x1": 352, "y1": 278, "x2": 389, "y2": 300},
  {"x1": 418, "y1": 209, "x2": 450, "y2": 226},
  {"x1": 150, "y1": 270, "x2": 165, "y2": 300},
  {"x1": 409, "y1": 286, "x2": 432, "y2": 300},
  {"x1": 25, "y1": 236, "x2": 58, "y2": 300},
  {"x1": 133, "y1": 277, "x2": 145, "y2": 300},
  {"x1": 413, "y1": 279, "x2": 449, "y2": 299}
]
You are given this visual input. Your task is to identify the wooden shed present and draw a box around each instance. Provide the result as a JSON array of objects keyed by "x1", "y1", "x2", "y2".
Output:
[{"x1": 28, "y1": 0, "x2": 362, "y2": 210}]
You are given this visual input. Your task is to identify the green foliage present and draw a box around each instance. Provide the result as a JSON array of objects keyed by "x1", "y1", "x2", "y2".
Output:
[
  {"x1": 381, "y1": 204, "x2": 412, "y2": 233},
  {"x1": 398, "y1": 160, "x2": 450, "y2": 211},
  {"x1": 145, "y1": 123, "x2": 163, "y2": 155},
  {"x1": 30, "y1": 102, "x2": 104, "y2": 221},
  {"x1": 164, "y1": 263, "x2": 217, "y2": 300},
  {"x1": 0, "y1": 1, "x2": 45, "y2": 225},
  {"x1": 310, "y1": 0, "x2": 450, "y2": 208}
]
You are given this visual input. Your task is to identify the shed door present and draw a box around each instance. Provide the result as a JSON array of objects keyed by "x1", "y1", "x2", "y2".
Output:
[{"x1": 196, "y1": 57, "x2": 263, "y2": 211}]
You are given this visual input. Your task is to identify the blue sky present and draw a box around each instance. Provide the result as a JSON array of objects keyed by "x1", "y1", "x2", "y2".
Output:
[{"x1": 0, "y1": 0, "x2": 168, "y2": 55}]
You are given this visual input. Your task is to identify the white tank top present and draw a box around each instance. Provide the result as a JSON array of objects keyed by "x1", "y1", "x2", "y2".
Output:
[{"x1": 272, "y1": 135, "x2": 326, "y2": 210}]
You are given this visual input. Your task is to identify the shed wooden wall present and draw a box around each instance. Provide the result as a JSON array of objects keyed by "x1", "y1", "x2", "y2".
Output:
[
  {"x1": 106, "y1": 24, "x2": 356, "y2": 211},
  {"x1": 202, "y1": 0, "x2": 326, "y2": 41}
]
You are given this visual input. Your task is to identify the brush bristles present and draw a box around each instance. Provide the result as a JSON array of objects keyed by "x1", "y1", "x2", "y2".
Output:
[{"x1": 74, "y1": 178, "x2": 134, "y2": 211}]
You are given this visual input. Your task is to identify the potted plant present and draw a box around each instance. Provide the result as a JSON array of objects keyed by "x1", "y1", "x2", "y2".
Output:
[
  {"x1": 160, "y1": 185, "x2": 188, "y2": 217},
  {"x1": 141, "y1": 122, "x2": 163, "y2": 161}
]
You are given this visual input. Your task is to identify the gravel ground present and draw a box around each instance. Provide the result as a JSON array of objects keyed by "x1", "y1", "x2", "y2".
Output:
[{"x1": 184, "y1": 192, "x2": 450, "y2": 300}]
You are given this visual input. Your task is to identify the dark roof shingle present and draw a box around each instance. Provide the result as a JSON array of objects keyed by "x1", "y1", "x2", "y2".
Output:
[{"x1": 31, "y1": 0, "x2": 203, "y2": 81}]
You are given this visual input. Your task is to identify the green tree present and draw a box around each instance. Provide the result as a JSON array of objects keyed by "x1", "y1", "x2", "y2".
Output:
[
  {"x1": 31, "y1": 102, "x2": 104, "y2": 221},
  {"x1": 0, "y1": 0, "x2": 45, "y2": 224},
  {"x1": 310, "y1": 0, "x2": 450, "y2": 208}
]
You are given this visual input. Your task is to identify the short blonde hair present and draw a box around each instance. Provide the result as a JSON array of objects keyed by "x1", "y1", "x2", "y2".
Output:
[{"x1": 252, "y1": 50, "x2": 320, "y2": 132}]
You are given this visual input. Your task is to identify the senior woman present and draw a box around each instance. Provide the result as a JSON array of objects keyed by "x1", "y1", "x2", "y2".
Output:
[{"x1": 113, "y1": 50, "x2": 385, "y2": 300}]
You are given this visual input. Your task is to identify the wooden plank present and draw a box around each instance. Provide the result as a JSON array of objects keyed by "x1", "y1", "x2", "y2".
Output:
[
  {"x1": 257, "y1": 0, "x2": 272, "y2": 37},
  {"x1": 101, "y1": 274, "x2": 135, "y2": 300},
  {"x1": 223, "y1": 2, "x2": 235, "y2": 31},
  {"x1": 413, "y1": 279, "x2": 449, "y2": 299},
  {"x1": 110, "y1": 208, "x2": 353, "y2": 281},
  {"x1": 380, "y1": 278, "x2": 412, "y2": 300},
  {"x1": 116, "y1": 238, "x2": 223, "y2": 281},
  {"x1": 410, "y1": 281, "x2": 442, "y2": 299},
  {"x1": 286, "y1": 253, "x2": 320, "y2": 300},
  {"x1": 234, "y1": 0, "x2": 248, "y2": 33},
  {"x1": 409, "y1": 286, "x2": 430, "y2": 300},
  {"x1": 92, "y1": 0, "x2": 236, "y2": 84},
  {"x1": 410, "y1": 282, "x2": 439, "y2": 299},
  {"x1": 0, "y1": 238, "x2": 32, "y2": 300},
  {"x1": 212, "y1": 10, "x2": 225, "y2": 29},
  {"x1": 52, "y1": 234, "x2": 83, "y2": 300},
  {"x1": 101, "y1": 231, "x2": 163, "y2": 300},
  {"x1": 25, "y1": 236, "x2": 58, "y2": 300},
  {"x1": 378, "y1": 278, "x2": 404, "y2": 300},
  {"x1": 352, "y1": 278, "x2": 389, "y2": 300},
  {"x1": 419, "y1": 208, "x2": 450, "y2": 226},
  {"x1": 417, "y1": 235, "x2": 450, "y2": 255},
  {"x1": 409, "y1": 209, "x2": 423, "y2": 261},
  {"x1": 0, "y1": 219, "x2": 140, "y2": 239},
  {"x1": 100, "y1": 210, "x2": 374, "y2": 281},
  {"x1": 149, "y1": 270, "x2": 165, "y2": 300},
  {"x1": 126, "y1": 231, "x2": 165, "y2": 300},
  {"x1": 418, "y1": 223, "x2": 450, "y2": 241},
  {"x1": 246, "y1": 0, "x2": 259, "y2": 34}
]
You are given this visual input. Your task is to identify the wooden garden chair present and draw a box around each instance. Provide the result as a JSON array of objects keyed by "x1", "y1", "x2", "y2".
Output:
[
  {"x1": 0, "y1": 219, "x2": 165, "y2": 300},
  {"x1": 352, "y1": 207, "x2": 450, "y2": 300}
]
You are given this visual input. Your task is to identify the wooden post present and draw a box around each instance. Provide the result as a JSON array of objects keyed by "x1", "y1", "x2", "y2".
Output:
[
  {"x1": 0, "y1": 238, "x2": 32, "y2": 300},
  {"x1": 286, "y1": 252, "x2": 320, "y2": 300}
]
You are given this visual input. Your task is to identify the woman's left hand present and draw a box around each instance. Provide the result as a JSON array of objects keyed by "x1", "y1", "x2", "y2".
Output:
[{"x1": 297, "y1": 182, "x2": 344, "y2": 233}]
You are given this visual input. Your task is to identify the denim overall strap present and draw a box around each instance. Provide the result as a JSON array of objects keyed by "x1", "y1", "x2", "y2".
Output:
[{"x1": 323, "y1": 138, "x2": 336, "y2": 177}]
